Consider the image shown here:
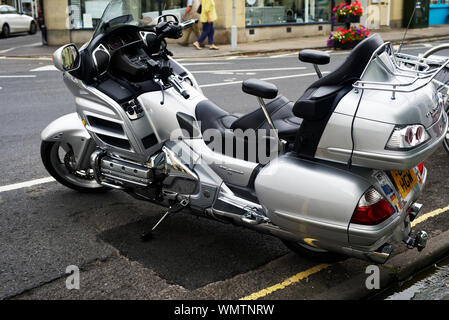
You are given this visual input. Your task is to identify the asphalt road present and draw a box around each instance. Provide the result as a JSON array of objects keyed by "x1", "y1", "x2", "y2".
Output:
[{"x1": 1, "y1": 37, "x2": 449, "y2": 300}]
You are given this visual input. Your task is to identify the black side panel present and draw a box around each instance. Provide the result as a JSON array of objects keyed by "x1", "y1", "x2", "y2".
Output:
[
  {"x1": 176, "y1": 112, "x2": 202, "y2": 138},
  {"x1": 294, "y1": 86, "x2": 352, "y2": 159},
  {"x1": 96, "y1": 78, "x2": 135, "y2": 103},
  {"x1": 94, "y1": 50, "x2": 110, "y2": 75},
  {"x1": 142, "y1": 134, "x2": 158, "y2": 149}
]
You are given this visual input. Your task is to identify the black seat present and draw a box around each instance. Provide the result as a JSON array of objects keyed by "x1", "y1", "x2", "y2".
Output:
[
  {"x1": 293, "y1": 34, "x2": 384, "y2": 159},
  {"x1": 195, "y1": 95, "x2": 302, "y2": 161},
  {"x1": 242, "y1": 79, "x2": 278, "y2": 99},
  {"x1": 195, "y1": 95, "x2": 301, "y2": 143},
  {"x1": 298, "y1": 50, "x2": 330, "y2": 65}
]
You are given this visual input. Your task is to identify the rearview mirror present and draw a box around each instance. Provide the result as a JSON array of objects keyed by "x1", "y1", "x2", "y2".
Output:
[{"x1": 53, "y1": 44, "x2": 80, "y2": 72}]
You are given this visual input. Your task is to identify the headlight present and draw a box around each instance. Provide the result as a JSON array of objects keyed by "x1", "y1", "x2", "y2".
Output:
[{"x1": 385, "y1": 125, "x2": 430, "y2": 150}]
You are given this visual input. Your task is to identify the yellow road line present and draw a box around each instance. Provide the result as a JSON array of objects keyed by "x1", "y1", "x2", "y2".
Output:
[
  {"x1": 239, "y1": 204, "x2": 449, "y2": 300},
  {"x1": 411, "y1": 204, "x2": 449, "y2": 228},
  {"x1": 239, "y1": 264, "x2": 331, "y2": 300}
]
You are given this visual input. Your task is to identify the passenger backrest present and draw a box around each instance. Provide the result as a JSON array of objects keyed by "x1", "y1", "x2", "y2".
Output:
[{"x1": 293, "y1": 34, "x2": 384, "y2": 159}]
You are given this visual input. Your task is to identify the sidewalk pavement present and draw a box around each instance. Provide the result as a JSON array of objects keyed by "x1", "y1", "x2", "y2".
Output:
[{"x1": 2, "y1": 24, "x2": 449, "y2": 59}]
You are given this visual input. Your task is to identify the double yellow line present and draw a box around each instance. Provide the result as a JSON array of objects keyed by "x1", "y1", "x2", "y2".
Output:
[{"x1": 239, "y1": 205, "x2": 449, "y2": 300}]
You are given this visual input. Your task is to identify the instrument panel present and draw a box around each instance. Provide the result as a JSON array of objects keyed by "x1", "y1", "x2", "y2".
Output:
[{"x1": 103, "y1": 30, "x2": 141, "y2": 51}]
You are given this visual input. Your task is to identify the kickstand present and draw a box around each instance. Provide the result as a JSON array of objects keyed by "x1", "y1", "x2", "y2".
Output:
[{"x1": 141, "y1": 199, "x2": 188, "y2": 241}]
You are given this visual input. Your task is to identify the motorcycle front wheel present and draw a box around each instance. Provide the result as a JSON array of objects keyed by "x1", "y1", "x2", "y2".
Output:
[
  {"x1": 282, "y1": 240, "x2": 347, "y2": 263},
  {"x1": 41, "y1": 141, "x2": 110, "y2": 193}
]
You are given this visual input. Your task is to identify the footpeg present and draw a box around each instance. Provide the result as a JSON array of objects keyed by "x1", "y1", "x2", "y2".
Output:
[
  {"x1": 241, "y1": 208, "x2": 270, "y2": 225},
  {"x1": 404, "y1": 230, "x2": 428, "y2": 252},
  {"x1": 141, "y1": 199, "x2": 189, "y2": 241}
]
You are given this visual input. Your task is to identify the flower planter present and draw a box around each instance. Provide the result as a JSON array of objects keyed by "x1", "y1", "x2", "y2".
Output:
[
  {"x1": 333, "y1": 40, "x2": 360, "y2": 50},
  {"x1": 337, "y1": 15, "x2": 361, "y2": 23}
]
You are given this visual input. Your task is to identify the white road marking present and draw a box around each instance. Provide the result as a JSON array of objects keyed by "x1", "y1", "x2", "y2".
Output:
[
  {"x1": 0, "y1": 56, "x2": 52, "y2": 61},
  {"x1": 23, "y1": 42, "x2": 42, "y2": 48},
  {"x1": 0, "y1": 177, "x2": 55, "y2": 193},
  {"x1": 180, "y1": 62, "x2": 231, "y2": 66},
  {"x1": 191, "y1": 67, "x2": 307, "y2": 74},
  {"x1": 200, "y1": 71, "x2": 328, "y2": 88},
  {"x1": 0, "y1": 47, "x2": 17, "y2": 54},
  {"x1": 269, "y1": 52, "x2": 299, "y2": 58},
  {"x1": 30, "y1": 65, "x2": 58, "y2": 72},
  {"x1": 423, "y1": 43, "x2": 433, "y2": 48},
  {"x1": 0, "y1": 75, "x2": 36, "y2": 78}
]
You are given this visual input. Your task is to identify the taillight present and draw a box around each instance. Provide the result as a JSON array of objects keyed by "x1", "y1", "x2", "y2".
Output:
[
  {"x1": 417, "y1": 162, "x2": 424, "y2": 175},
  {"x1": 385, "y1": 125, "x2": 430, "y2": 150},
  {"x1": 351, "y1": 188, "x2": 395, "y2": 225}
]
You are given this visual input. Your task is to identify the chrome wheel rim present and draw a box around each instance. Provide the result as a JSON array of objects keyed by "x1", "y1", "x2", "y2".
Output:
[{"x1": 49, "y1": 142, "x2": 103, "y2": 189}]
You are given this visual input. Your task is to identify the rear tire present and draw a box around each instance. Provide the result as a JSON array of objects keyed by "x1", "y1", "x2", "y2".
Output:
[
  {"x1": 282, "y1": 240, "x2": 347, "y2": 263},
  {"x1": 29, "y1": 21, "x2": 37, "y2": 35},
  {"x1": 2, "y1": 24, "x2": 10, "y2": 38},
  {"x1": 41, "y1": 141, "x2": 110, "y2": 193},
  {"x1": 443, "y1": 110, "x2": 449, "y2": 154}
]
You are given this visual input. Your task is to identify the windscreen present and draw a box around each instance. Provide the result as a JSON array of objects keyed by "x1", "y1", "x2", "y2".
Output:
[{"x1": 93, "y1": 0, "x2": 161, "y2": 38}]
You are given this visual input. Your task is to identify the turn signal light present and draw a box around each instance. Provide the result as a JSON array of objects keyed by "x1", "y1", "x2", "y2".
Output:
[{"x1": 351, "y1": 188, "x2": 395, "y2": 225}]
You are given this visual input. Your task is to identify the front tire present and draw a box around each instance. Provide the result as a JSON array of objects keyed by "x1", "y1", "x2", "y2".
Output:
[
  {"x1": 41, "y1": 141, "x2": 110, "y2": 193},
  {"x1": 29, "y1": 21, "x2": 37, "y2": 35},
  {"x1": 2, "y1": 24, "x2": 10, "y2": 38},
  {"x1": 282, "y1": 240, "x2": 347, "y2": 263}
]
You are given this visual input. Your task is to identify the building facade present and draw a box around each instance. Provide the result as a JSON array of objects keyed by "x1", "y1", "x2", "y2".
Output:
[
  {"x1": 39, "y1": 0, "x2": 446, "y2": 46},
  {"x1": 1, "y1": 0, "x2": 39, "y2": 18}
]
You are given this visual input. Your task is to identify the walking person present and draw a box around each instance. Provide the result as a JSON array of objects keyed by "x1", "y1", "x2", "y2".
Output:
[
  {"x1": 193, "y1": 0, "x2": 219, "y2": 50},
  {"x1": 180, "y1": 0, "x2": 201, "y2": 46}
]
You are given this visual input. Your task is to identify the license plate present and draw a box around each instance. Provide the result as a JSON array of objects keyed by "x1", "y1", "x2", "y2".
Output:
[{"x1": 390, "y1": 169, "x2": 418, "y2": 199}]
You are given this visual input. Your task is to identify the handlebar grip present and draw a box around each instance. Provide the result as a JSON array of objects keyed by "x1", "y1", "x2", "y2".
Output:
[{"x1": 180, "y1": 19, "x2": 197, "y2": 30}]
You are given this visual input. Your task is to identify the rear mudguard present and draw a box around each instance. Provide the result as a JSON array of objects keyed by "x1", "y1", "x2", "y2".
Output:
[{"x1": 40, "y1": 113, "x2": 94, "y2": 170}]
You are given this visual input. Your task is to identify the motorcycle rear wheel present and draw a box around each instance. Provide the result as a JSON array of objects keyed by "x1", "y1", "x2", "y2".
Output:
[
  {"x1": 443, "y1": 111, "x2": 449, "y2": 154},
  {"x1": 41, "y1": 141, "x2": 110, "y2": 193},
  {"x1": 282, "y1": 240, "x2": 347, "y2": 263}
]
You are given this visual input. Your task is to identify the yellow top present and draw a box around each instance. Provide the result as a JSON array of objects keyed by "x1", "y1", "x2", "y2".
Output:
[{"x1": 200, "y1": 0, "x2": 217, "y2": 23}]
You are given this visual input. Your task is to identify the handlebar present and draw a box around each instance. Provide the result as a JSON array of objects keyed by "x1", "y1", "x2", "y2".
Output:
[
  {"x1": 156, "y1": 19, "x2": 197, "y2": 40},
  {"x1": 180, "y1": 19, "x2": 198, "y2": 30}
]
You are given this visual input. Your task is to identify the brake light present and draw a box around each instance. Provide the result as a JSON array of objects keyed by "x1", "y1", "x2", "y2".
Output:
[
  {"x1": 351, "y1": 188, "x2": 395, "y2": 225},
  {"x1": 417, "y1": 162, "x2": 424, "y2": 175},
  {"x1": 385, "y1": 125, "x2": 430, "y2": 150}
]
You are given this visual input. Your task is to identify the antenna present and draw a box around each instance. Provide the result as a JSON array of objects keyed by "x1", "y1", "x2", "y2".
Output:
[{"x1": 398, "y1": 0, "x2": 418, "y2": 53}]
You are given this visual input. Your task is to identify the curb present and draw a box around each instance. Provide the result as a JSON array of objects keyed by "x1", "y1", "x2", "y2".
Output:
[
  {"x1": 311, "y1": 229, "x2": 449, "y2": 300},
  {"x1": 2, "y1": 34, "x2": 449, "y2": 60}
]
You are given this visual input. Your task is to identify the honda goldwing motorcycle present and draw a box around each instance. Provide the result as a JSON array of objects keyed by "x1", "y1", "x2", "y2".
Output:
[{"x1": 41, "y1": 0, "x2": 449, "y2": 263}]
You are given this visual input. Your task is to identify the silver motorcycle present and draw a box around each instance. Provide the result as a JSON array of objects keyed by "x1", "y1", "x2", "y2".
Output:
[{"x1": 41, "y1": 0, "x2": 449, "y2": 263}]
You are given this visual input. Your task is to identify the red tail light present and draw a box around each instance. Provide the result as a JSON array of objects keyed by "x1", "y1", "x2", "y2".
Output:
[
  {"x1": 417, "y1": 162, "x2": 424, "y2": 175},
  {"x1": 351, "y1": 188, "x2": 395, "y2": 225}
]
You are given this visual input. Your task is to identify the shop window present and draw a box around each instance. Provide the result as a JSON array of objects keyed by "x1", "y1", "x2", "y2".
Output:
[
  {"x1": 245, "y1": 0, "x2": 332, "y2": 26},
  {"x1": 69, "y1": 0, "x2": 110, "y2": 29},
  {"x1": 69, "y1": 0, "x2": 187, "y2": 30},
  {"x1": 162, "y1": 0, "x2": 187, "y2": 21}
]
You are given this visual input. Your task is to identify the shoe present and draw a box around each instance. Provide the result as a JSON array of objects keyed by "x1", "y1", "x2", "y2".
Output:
[
  {"x1": 193, "y1": 41, "x2": 202, "y2": 50},
  {"x1": 209, "y1": 44, "x2": 219, "y2": 50}
]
